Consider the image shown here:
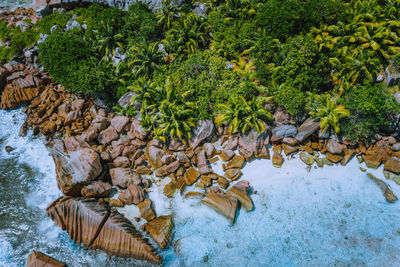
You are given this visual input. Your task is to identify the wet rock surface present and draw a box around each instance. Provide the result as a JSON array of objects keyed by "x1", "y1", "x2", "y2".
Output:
[{"x1": 46, "y1": 197, "x2": 161, "y2": 264}]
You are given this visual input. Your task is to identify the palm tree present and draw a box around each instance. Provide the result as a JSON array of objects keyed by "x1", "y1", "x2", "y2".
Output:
[
  {"x1": 151, "y1": 78, "x2": 196, "y2": 143},
  {"x1": 163, "y1": 12, "x2": 209, "y2": 55},
  {"x1": 215, "y1": 95, "x2": 272, "y2": 135},
  {"x1": 230, "y1": 56, "x2": 256, "y2": 78},
  {"x1": 313, "y1": 97, "x2": 350, "y2": 134},
  {"x1": 128, "y1": 77, "x2": 158, "y2": 114},
  {"x1": 156, "y1": 0, "x2": 180, "y2": 31},
  {"x1": 93, "y1": 21, "x2": 124, "y2": 61},
  {"x1": 127, "y1": 42, "x2": 164, "y2": 78}
]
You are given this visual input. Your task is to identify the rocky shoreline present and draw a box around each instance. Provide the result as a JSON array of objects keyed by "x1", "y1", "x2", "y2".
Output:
[
  {"x1": 1, "y1": 58, "x2": 400, "y2": 265},
  {"x1": 1, "y1": 6, "x2": 400, "y2": 266}
]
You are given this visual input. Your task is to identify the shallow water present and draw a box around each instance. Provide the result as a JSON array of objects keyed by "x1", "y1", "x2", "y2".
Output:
[
  {"x1": 1, "y1": 108, "x2": 400, "y2": 267},
  {"x1": 0, "y1": 0, "x2": 33, "y2": 11}
]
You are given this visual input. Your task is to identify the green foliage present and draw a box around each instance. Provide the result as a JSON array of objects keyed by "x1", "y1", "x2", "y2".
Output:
[
  {"x1": 215, "y1": 95, "x2": 272, "y2": 135},
  {"x1": 38, "y1": 28, "x2": 114, "y2": 99},
  {"x1": 93, "y1": 21, "x2": 124, "y2": 61},
  {"x1": 127, "y1": 42, "x2": 164, "y2": 78},
  {"x1": 0, "y1": 20, "x2": 39, "y2": 62},
  {"x1": 35, "y1": 11, "x2": 72, "y2": 34},
  {"x1": 123, "y1": 2, "x2": 159, "y2": 45},
  {"x1": 310, "y1": 96, "x2": 350, "y2": 133},
  {"x1": 274, "y1": 84, "x2": 306, "y2": 116},
  {"x1": 256, "y1": 0, "x2": 345, "y2": 40},
  {"x1": 340, "y1": 83, "x2": 399, "y2": 140},
  {"x1": 272, "y1": 34, "x2": 332, "y2": 93}
]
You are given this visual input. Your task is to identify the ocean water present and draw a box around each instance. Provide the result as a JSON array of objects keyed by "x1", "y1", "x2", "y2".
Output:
[
  {"x1": 1, "y1": 108, "x2": 400, "y2": 266},
  {"x1": 0, "y1": 0, "x2": 33, "y2": 11}
]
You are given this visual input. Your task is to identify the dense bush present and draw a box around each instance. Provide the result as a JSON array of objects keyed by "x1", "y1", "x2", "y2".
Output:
[
  {"x1": 340, "y1": 83, "x2": 399, "y2": 141},
  {"x1": 256, "y1": 0, "x2": 345, "y2": 40}
]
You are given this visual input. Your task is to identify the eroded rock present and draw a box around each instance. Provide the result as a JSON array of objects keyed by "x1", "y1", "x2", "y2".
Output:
[{"x1": 142, "y1": 215, "x2": 174, "y2": 250}]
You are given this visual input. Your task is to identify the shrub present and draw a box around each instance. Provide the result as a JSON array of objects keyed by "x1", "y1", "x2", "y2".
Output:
[
  {"x1": 274, "y1": 84, "x2": 306, "y2": 116},
  {"x1": 340, "y1": 83, "x2": 400, "y2": 141}
]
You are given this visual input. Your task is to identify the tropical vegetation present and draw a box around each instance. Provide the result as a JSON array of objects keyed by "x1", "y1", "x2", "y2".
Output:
[{"x1": 1, "y1": 0, "x2": 400, "y2": 143}]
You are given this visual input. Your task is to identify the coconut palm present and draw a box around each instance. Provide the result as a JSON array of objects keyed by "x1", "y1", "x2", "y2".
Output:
[
  {"x1": 156, "y1": 0, "x2": 180, "y2": 31},
  {"x1": 163, "y1": 12, "x2": 209, "y2": 55},
  {"x1": 128, "y1": 77, "x2": 159, "y2": 114},
  {"x1": 93, "y1": 21, "x2": 124, "y2": 61},
  {"x1": 127, "y1": 42, "x2": 164, "y2": 78},
  {"x1": 215, "y1": 95, "x2": 272, "y2": 135},
  {"x1": 313, "y1": 97, "x2": 350, "y2": 134},
  {"x1": 150, "y1": 78, "x2": 196, "y2": 142}
]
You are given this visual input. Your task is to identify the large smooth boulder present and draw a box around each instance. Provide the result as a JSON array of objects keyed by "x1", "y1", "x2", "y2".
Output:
[
  {"x1": 47, "y1": 197, "x2": 161, "y2": 264},
  {"x1": 26, "y1": 251, "x2": 66, "y2": 267},
  {"x1": 184, "y1": 167, "x2": 200, "y2": 185},
  {"x1": 295, "y1": 119, "x2": 320, "y2": 142},
  {"x1": 52, "y1": 141, "x2": 102, "y2": 196},
  {"x1": 226, "y1": 180, "x2": 253, "y2": 211},
  {"x1": 202, "y1": 187, "x2": 238, "y2": 223},
  {"x1": 189, "y1": 120, "x2": 214, "y2": 149},
  {"x1": 142, "y1": 215, "x2": 174, "y2": 250},
  {"x1": 109, "y1": 168, "x2": 141, "y2": 188}
]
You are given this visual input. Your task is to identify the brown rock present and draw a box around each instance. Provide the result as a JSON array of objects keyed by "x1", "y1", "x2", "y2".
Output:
[
  {"x1": 1, "y1": 81, "x2": 39, "y2": 109},
  {"x1": 341, "y1": 149, "x2": 355, "y2": 166},
  {"x1": 39, "y1": 120, "x2": 56, "y2": 135},
  {"x1": 200, "y1": 176, "x2": 212, "y2": 187},
  {"x1": 282, "y1": 144, "x2": 298, "y2": 156},
  {"x1": 238, "y1": 128, "x2": 269, "y2": 161},
  {"x1": 111, "y1": 116, "x2": 130, "y2": 133},
  {"x1": 122, "y1": 145, "x2": 136, "y2": 158},
  {"x1": 363, "y1": 154, "x2": 382, "y2": 169},
  {"x1": 136, "y1": 165, "x2": 151, "y2": 175},
  {"x1": 367, "y1": 173, "x2": 398, "y2": 203},
  {"x1": 128, "y1": 118, "x2": 148, "y2": 140},
  {"x1": 384, "y1": 157, "x2": 400, "y2": 174},
  {"x1": 295, "y1": 119, "x2": 320, "y2": 142},
  {"x1": 47, "y1": 197, "x2": 161, "y2": 264},
  {"x1": 64, "y1": 110, "x2": 81, "y2": 125},
  {"x1": 226, "y1": 180, "x2": 253, "y2": 211},
  {"x1": 165, "y1": 160, "x2": 180, "y2": 174},
  {"x1": 217, "y1": 176, "x2": 229, "y2": 189},
  {"x1": 109, "y1": 168, "x2": 141, "y2": 188},
  {"x1": 220, "y1": 149, "x2": 235, "y2": 162},
  {"x1": 81, "y1": 181, "x2": 112, "y2": 198},
  {"x1": 326, "y1": 153, "x2": 343, "y2": 163},
  {"x1": 184, "y1": 191, "x2": 205, "y2": 199},
  {"x1": 224, "y1": 168, "x2": 242, "y2": 181},
  {"x1": 282, "y1": 137, "x2": 298, "y2": 146},
  {"x1": 26, "y1": 251, "x2": 66, "y2": 267},
  {"x1": 111, "y1": 145, "x2": 124, "y2": 159},
  {"x1": 71, "y1": 99, "x2": 85, "y2": 111},
  {"x1": 226, "y1": 155, "x2": 245, "y2": 169},
  {"x1": 273, "y1": 145, "x2": 282, "y2": 154},
  {"x1": 142, "y1": 215, "x2": 174, "y2": 250},
  {"x1": 163, "y1": 181, "x2": 176, "y2": 198},
  {"x1": 113, "y1": 156, "x2": 130, "y2": 168},
  {"x1": 184, "y1": 167, "x2": 200, "y2": 185},
  {"x1": 98, "y1": 126, "x2": 119, "y2": 145},
  {"x1": 203, "y1": 143, "x2": 216, "y2": 158},
  {"x1": 146, "y1": 145, "x2": 166, "y2": 169},
  {"x1": 272, "y1": 153, "x2": 283, "y2": 168},
  {"x1": 119, "y1": 184, "x2": 145, "y2": 205},
  {"x1": 202, "y1": 187, "x2": 238, "y2": 223},
  {"x1": 138, "y1": 199, "x2": 156, "y2": 221},
  {"x1": 326, "y1": 139, "x2": 343, "y2": 154},
  {"x1": 109, "y1": 199, "x2": 124, "y2": 207},
  {"x1": 52, "y1": 142, "x2": 102, "y2": 196},
  {"x1": 189, "y1": 120, "x2": 214, "y2": 149}
]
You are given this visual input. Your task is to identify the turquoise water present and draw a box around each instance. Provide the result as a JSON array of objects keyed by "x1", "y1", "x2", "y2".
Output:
[{"x1": 0, "y1": 0, "x2": 33, "y2": 11}]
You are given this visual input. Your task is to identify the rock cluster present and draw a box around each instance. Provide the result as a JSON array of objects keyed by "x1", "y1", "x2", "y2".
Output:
[{"x1": 26, "y1": 250, "x2": 65, "y2": 267}]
